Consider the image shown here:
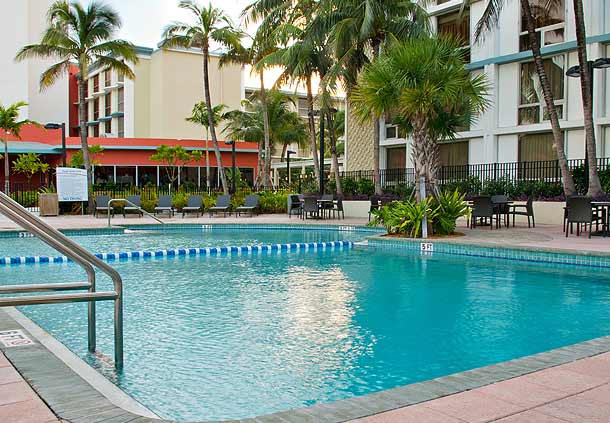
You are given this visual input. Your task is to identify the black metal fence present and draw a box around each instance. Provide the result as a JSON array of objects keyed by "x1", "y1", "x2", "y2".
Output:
[{"x1": 340, "y1": 158, "x2": 610, "y2": 189}]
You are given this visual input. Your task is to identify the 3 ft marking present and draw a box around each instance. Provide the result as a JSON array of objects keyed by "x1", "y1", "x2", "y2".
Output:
[
  {"x1": 0, "y1": 330, "x2": 34, "y2": 348},
  {"x1": 420, "y1": 243, "x2": 434, "y2": 253}
]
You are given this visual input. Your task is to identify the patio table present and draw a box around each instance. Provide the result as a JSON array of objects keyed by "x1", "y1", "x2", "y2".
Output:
[{"x1": 592, "y1": 201, "x2": 610, "y2": 237}]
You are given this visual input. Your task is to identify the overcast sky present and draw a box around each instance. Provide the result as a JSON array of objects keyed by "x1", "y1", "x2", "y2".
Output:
[{"x1": 86, "y1": 0, "x2": 253, "y2": 48}]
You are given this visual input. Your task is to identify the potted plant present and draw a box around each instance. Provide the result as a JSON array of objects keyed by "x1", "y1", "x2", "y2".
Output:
[{"x1": 39, "y1": 185, "x2": 59, "y2": 216}]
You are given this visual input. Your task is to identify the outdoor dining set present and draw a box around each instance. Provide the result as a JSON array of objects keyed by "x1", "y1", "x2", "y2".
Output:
[{"x1": 287, "y1": 194, "x2": 345, "y2": 220}]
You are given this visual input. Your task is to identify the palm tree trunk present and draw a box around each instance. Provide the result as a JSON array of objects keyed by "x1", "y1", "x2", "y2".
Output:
[
  {"x1": 306, "y1": 75, "x2": 320, "y2": 183},
  {"x1": 77, "y1": 75, "x2": 94, "y2": 213},
  {"x1": 521, "y1": 0, "x2": 576, "y2": 196},
  {"x1": 372, "y1": 41, "x2": 382, "y2": 196},
  {"x1": 326, "y1": 112, "x2": 343, "y2": 196},
  {"x1": 4, "y1": 141, "x2": 9, "y2": 194},
  {"x1": 255, "y1": 140, "x2": 265, "y2": 189},
  {"x1": 259, "y1": 72, "x2": 272, "y2": 189},
  {"x1": 202, "y1": 46, "x2": 228, "y2": 195},
  {"x1": 411, "y1": 118, "x2": 428, "y2": 202},
  {"x1": 205, "y1": 128, "x2": 210, "y2": 191},
  {"x1": 572, "y1": 0, "x2": 603, "y2": 197}
]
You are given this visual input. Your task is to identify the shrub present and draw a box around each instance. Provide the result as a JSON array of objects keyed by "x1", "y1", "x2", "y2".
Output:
[
  {"x1": 171, "y1": 192, "x2": 189, "y2": 210},
  {"x1": 431, "y1": 190, "x2": 469, "y2": 235},
  {"x1": 259, "y1": 191, "x2": 287, "y2": 213},
  {"x1": 369, "y1": 198, "x2": 437, "y2": 238}
]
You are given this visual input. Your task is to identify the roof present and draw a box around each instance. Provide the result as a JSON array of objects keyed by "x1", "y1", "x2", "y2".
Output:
[{"x1": 2, "y1": 125, "x2": 259, "y2": 154}]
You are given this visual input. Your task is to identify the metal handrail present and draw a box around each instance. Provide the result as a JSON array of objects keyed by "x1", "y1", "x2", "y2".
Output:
[
  {"x1": 107, "y1": 198, "x2": 165, "y2": 227},
  {"x1": 0, "y1": 191, "x2": 124, "y2": 370}
]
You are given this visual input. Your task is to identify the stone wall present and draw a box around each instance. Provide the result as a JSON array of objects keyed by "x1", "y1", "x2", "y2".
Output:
[{"x1": 345, "y1": 104, "x2": 375, "y2": 171}]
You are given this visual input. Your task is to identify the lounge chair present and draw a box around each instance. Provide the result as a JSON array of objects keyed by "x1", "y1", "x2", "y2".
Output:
[
  {"x1": 154, "y1": 195, "x2": 174, "y2": 217},
  {"x1": 94, "y1": 195, "x2": 112, "y2": 218},
  {"x1": 123, "y1": 195, "x2": 143, "y2": 218},
  {"x1": 182, "y1": 195, "x2": 203, "y2": 217},
  {"x1": 208, "y1": 195, "x2": 231, "y2": 217},
  {"x1": 236, "y1": 195, "x2": 260, "y2": 217}
]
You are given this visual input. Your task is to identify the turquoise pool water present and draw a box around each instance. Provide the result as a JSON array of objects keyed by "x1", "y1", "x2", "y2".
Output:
[{"x1": 2, "y1": 229, "x2": 610, "y2": 420}]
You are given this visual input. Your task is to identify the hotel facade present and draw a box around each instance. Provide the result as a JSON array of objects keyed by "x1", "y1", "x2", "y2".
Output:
[{"x1": 345, "y1": 0, "x2": 610, "y2": 177}]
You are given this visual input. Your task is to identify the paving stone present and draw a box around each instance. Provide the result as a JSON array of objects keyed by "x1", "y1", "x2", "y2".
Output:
[
  {"x1": 0, "y1": 381, "x2": 37, "y2": 406},
  {"x1": 0, "y1": 398, "x2": 57, "y2": 423}
]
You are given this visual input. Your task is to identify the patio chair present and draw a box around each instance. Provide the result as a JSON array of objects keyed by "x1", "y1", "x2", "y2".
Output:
[
  {"x1": 182, "y1": 195, "x2": 203, "y2": 218},
  {"x1": 565, "y1": 196, "x2": 603, "y2": 238},
  {"x1": 491, "y1": 195, "x2": 510, "y2": 228},
  {"x1": 320, "y1": 194, "x2": 334, "y2": 219},
  {"x1": 94, "y1": 195, "x2": 112, "y2": 218},
  {"x1": 332, "y1": 197, "x2": 345, "y2": 220},
  {"x1": 208, "y1": 195, "x2": 231, "y2": 217},
  {"x1": 301, "y1": 196, "x2": 320, "y2": 220},
  {"x1": 287, "y1": 194, "x2": 302, "y2": 218},
  {"x1": 470, "y1": 196, "x2": 498, "y2": 229},
  {"x1": 123, "y1": 195, "x2": 143, "y2": 218},
  {"x1": 154, "y1": 195, "x2": 174, "y2": 217},
  {"x1": 236, "y1": 195, "x2": 260, "y2": 217},
  {"x1": 368, "y1": 195, "x2": 380, "y2": 221},
  {"x1": 510, "y1": 197, "x2": 535, "y2": 228}
]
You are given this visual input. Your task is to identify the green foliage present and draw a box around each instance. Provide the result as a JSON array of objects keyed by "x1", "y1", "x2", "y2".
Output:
[
  {"x1": 357, "y1": 178, "x2": 375, "y2": 196},
  {"x1": 572, "y1": 165, "x2": 610, "y2": 195},
  {"x1": 225, "y1": 168, "x2": 249, "y2": 190},
  {"x1": 12, "y1": 153, "x2": 49, "y2": 182},
  {"x1": 0, "y1": 102, "x2": 40, "y2": 141},
  {"x1": 369, "y1": 199, "x2": 437, "y2": 238},
  {"x1": 150, "y1": 145, "x2": 201, "y2": 185},
  {"x1": 258, "y1": 191, "x2": 287, "y2": 213},
  {"x1": 431, "y1": 190, "x2": 469, "y2": 235},
  {"x1": 70, "y1": 145, "x2": 104, "y2": 168}
]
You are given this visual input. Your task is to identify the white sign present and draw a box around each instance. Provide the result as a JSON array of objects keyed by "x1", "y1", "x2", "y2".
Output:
[
  {"x1": 0, "y1": 330, "x2": 34, "y2": 348},
  {"x1": 56, "y1": 167, "x2": 88, "y2": 202},
  {"x1": 420, "y1": 243, "x2": 434, "y2": 253}
]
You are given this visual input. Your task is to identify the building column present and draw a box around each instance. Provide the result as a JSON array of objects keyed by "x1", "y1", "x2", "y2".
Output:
[
  {"x1": 156, "y1": 166, "x2": 160, "y2": 187},
  {"x1": 135, "y1": 166, "x2": 139, "y2": 187},
  {"x1": 113, "y1": 165, "x2": 117, "y2": 183}
]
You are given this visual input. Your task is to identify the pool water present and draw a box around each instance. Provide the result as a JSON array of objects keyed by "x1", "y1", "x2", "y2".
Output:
[
  {"x1": 0, "y1": 227, "x2": 359, "y2": 257},
  {"x1": 3, "y1": 238, "x2": 610, "y2": 421}
]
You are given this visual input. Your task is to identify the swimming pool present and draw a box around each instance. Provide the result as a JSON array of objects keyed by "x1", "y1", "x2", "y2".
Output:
[{"x1": 2, "y1": 226, "x2": 610, "y2": 420}]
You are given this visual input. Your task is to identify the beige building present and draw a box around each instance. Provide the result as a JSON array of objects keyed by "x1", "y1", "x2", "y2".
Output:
[{"x1": 84, "y1": 47, "x2": 243, "y2": 139}]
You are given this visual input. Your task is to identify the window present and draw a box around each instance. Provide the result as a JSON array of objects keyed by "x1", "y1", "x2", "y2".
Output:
[
  {"x1": 105, "y1": 93, "x2": 112, "y2": 116},
  {"x1": 520, "y1": 0, "x2": 564, "y2": 51},
  {"x1": 518, "y1": 132, "x2": 556, "y2": 162},
  {"x1": 93, "y1": 98, "x2": 100, "y2": 120},
  {"x1": 118, "y1": 88, "x2": 124, "y2": 113},
  {"x1": 439, "y1": 141, "x2": 469, "y2": 167},
  {"x1": 437, "y1": 11, "x2": 470, "y2": 62},
  {"x1": 519, "y1": 55, "x2": 564, "y2": 125},
  {"x1": 93, "y1": 125, "x2": 99, "y2": 137},
  {"x1": 105, "y1": 120, "x2": 112, "y2": 134},
  {"x1": 386, "y1": 146, "x2": 406, "y2": 169},
  {"x1": 105, "y1": 70, "x2": 111, "y2": 88},
  {"x1": 384, "y1": 114, "x2": 402, "y2": 139},
  {"x1": 298, "y1": 98, "x2": 309, "y2": 117},
  {"x1": 118, "y1": 72, "x2": 124, "y2": 83},
  {"x1": 93, "y1": 74, "x2": 99, "y2": 93},
  {"x1": 118, "y1": 117, "x2": 124, "y2": 137}
]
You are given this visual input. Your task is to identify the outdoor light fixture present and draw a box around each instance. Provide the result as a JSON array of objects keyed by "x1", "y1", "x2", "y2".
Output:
[
  {"x1": 593, "y1": 57, "x2": 610, "y2": 69},
  {"x1": 44, "y1": 122, "x2": 67, "y2": 167},
  {"x1": 224, "y1": 140, "x2": 236, "y2": 194},
  {"x1": 286, "y1": 150, "x2": 296, "y2": 186}
]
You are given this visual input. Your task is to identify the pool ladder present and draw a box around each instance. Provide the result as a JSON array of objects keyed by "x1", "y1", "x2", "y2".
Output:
[{"x1": 0, "y1": 191, "x2": 124, "y2": 370}]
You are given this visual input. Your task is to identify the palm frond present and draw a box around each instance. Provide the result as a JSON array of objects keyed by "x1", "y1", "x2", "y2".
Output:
[{"x1": 40, "y1": 60, "x2": 72, "y2": 90}]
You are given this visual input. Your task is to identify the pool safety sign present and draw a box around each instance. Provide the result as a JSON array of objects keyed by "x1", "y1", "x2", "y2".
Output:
[
  {"x1": 56, "y1": 167, "x2": 88, "y2": 202},
  {"x1": 0, "y1": 330, "x2": 34, "y2": 348}
]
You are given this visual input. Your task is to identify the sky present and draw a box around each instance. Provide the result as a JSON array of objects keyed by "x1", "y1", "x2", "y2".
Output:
[{"x1": 87, "y1": 0, "x2": 253, "y2": 48}]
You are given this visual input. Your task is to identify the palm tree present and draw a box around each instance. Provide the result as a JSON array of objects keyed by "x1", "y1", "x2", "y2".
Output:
[
  {"x1": 161, "y1": 1, "x2": 243, "y2": 195},
  {"x1": 186, "y1": 102, "x2": 227, "y2": 192},
  {"x1": 351, "y1": 37, "x2": 489, "y2": 200},
  {"x1": 15, "y1": 0, "x2": 138, "y2": 212},
  {"x1": 224, "y1": 90, "x2": 308, "y2": 183},
  {"x1": 325, "y1": 0, "x2": 430, "y2": 195},
  {"x1": 571, "y1": 0, "x2": 602, "y2": 197},
  {"x1": 473, "y1": 0, "x2": 577, "y2": 196},
  {"x1": 219, "y1": 30, "x2": 277, "y2": 189},
  {"x1": 0, "y1": 102, "x2": 40, "y2": 194}
]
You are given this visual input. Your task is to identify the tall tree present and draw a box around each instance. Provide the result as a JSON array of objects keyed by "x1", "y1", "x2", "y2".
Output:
[
  {"x1": 16, "y1": 0, "x2": 138, "y2": 211},
  {"x1": 0, "y1": 102, "x2": 40, "y2": 193},
  {"x1": 220, "y1": 31, "x2": 277, "y2": 189},
  {"x1": 571, "y1": 0, "x2": 602, "y2": 196},
  {"x1": 161, "y1": 1, "x2": 243, "y2": 195},
  {"x1": 351, "y1": 37, "x2": 489, "y2": 199},
  {"x1": 325, "y1": 0, "x2": 429, "y2": 195},
  {"x1": 186, "y1": 102, "x2": 227, "y2": 191},
  {"x1": 473, "y1": 0, "x2": 577, "y2": 196}
]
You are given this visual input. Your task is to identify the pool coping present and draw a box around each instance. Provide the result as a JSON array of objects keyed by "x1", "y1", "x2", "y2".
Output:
[{"x1": 2, "y1": 301, "x2": 610, "y2": 422}]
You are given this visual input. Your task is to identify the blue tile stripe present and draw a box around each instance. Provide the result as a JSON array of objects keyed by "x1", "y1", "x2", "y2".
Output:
[{"x1": 0, "y1": 241, "x2": 354, "y2": 266}]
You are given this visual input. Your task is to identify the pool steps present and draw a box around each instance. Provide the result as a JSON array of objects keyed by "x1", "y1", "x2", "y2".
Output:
[{"x1": 0, "y1": 240, "x2": 354, "y2": 266}]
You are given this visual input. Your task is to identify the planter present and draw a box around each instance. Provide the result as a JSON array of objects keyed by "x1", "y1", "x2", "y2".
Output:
[
  {"x1": 39, "y1": 193, "x2": 59, "y2": 216},
  {"x1": 343, "y1": 200, "x2": 372, "y2": 218}
]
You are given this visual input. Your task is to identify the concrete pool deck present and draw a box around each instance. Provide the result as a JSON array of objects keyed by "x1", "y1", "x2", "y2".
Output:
[{"x1": 1, "y1": 214, "x2": 610, "y2": 422}]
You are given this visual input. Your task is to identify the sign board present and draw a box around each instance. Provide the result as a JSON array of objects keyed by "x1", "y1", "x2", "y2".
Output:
[
  {"x1": 0, "y1": 330, "x2": 34, "y2": 348},
  {"x1": 56, "y1": 167, "x2": 88, "y2": 202},
  {"x1": 420, "y1": 243, "x2": 434, "y2": 253}
]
